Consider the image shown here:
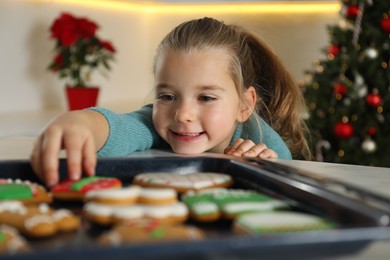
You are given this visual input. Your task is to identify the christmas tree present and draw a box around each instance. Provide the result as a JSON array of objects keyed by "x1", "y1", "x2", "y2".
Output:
[{"x1": 303, "y1": 0, "x2": 390, "y2": 167}]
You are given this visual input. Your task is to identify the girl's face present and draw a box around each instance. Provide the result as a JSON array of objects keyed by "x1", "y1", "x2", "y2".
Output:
[{"x1": 153, "y1": 49, "x2": 250, "y2": 154}]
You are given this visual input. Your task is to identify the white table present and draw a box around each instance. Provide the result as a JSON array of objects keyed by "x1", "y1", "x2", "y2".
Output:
[{"x1": 0, "y1": 135, "x2": 389, "y2": 259}]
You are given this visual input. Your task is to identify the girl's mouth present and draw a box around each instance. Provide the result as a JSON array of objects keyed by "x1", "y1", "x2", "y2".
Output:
[{"x1": 170, "y1": 130, "x2": 205, "y2": 142}]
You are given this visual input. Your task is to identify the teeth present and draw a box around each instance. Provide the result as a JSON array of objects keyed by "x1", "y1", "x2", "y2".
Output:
[{"x1": 178, "y1": 133, "x2": 200, "y2": 136}]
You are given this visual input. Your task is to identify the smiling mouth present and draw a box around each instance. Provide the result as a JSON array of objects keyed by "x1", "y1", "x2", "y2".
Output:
[{"x1": 172, "y1": 131, "x2": 205, "y2": 137}]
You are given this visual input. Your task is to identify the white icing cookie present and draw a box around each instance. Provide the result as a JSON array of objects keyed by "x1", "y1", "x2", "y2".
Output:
[
  {"x1": 85, "y1": 185, "x2": 177, "y2": 205},
  {"x1": 233, "y1": 211, "x2": 334, "y2": 235},
  {"x1": 133, "y1": 172, "x2": 233, "y2": 192},
  {"x1": 83, "y1": 201, "x2": 189, "y2": 225},
  {"x1": 0, "y1": 225, "x2": 30, "y2": 254},
  {"x1": 0, "y1": 201, "x2": 80, "y2": 237}
]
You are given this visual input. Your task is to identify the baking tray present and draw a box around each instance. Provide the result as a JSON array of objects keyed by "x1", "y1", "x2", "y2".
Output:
[{"x1": 1, "y1": 155, "x2": 390, "y2": 260}]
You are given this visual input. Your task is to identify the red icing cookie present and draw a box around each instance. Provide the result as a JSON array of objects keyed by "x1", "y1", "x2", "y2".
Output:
[
  {"x1": 51, "y1": 176, "x2": 122, "y2": 201},
  {"x1": 98, "y1": 218, "x2": 204, "y2": 245}
]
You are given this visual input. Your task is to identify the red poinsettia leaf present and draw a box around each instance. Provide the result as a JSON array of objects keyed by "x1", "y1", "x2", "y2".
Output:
[
  {"x1": 77, "y1": 18, "x2": 98, "y2": 39},
  {"x1": 100, "y1": 40, "x2": 116, "y2": 52}
]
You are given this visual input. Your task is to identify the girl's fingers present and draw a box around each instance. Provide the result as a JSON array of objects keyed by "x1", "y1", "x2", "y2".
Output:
[
  {"x1": 258, "y1": 149, "x2": 278, "y2": 159},
  {"x1": 241, "y1": 143, "x2": 267, "y2": 157},
  {"x1": 40, "y1": 127, "x2": 63, "y2": 187},
  {"x1": 231, "y1": 139, "x2": 257, "y2": 156},
  {"x1": 30, "y1": 135, "x2": 44, "y2": 182},
  {"x1": 63, "y1": 132, "x2": 85, "y2": 181},
  {"x1": 224, "y1": 138, "x2": 244, "y2": 155},
  {"x1": 82, "y1": 135, "x2": 96, "y2": 177}
]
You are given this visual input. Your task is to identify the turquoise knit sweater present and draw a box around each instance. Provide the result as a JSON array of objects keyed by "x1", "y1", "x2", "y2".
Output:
[{"x1": 89, "y1": 104, "x2": 292, "y2": 159}]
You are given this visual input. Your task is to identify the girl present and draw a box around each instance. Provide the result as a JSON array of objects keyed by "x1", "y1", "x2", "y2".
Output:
[{"x1": 31, "y1": 17, "x2": 311, "y2": 187}]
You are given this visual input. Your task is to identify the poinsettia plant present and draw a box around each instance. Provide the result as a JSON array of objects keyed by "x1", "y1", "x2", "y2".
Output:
[{"x1": 48, "y1": 12, "x2": 116, "y2": 87}]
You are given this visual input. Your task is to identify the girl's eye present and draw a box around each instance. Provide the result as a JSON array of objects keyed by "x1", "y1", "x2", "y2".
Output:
[
  {"x1": 157, "y1": 94, "x2": 176, "y2": 101},
  {"x1": 199, "y1": 95, "x2": 217, "y2": 102}
]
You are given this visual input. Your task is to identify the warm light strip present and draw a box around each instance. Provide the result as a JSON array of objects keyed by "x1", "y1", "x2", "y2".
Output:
[{"x1": 45, "y1": 0, "x2": 341, "y2": 14}]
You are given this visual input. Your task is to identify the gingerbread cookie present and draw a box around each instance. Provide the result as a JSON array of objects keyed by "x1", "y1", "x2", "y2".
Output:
[
  {"x1": 0, "y1": 201, "x2": 80, "y2": 237},
  {"x1": 0, "y1": 179, "x2": 52, "y2": 204},
  {"x1": 182, "y1": 188, "x2": 288, "y2": 222},
  {"x1": 132, "y1": 172, "x2": 233, "y2": 193},
  {"x1": 84, "y1": 201, "x2": 188, "y2": 226},
  {"x1": 233, "y1": 211, "x2": 335, "y2": 235},
  {"x1": 0, "y1": 225, "x2": 30, "y2": 254},
  {"x1": 98, "y1": 218, "x2": 204, "y2": 245},
  {"x1": 51, "y1": 176, "x2": 122, "y2": 201},
  {"x1": 85, "y1": 185, "x2": 177, "y2": 205}
]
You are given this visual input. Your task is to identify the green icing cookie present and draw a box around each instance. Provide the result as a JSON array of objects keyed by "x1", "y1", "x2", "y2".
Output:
[
  {"x1": 182, "y1": 188, "x2": 288, "y2": 219},
  {"x1": 71, "y1": 176, "x2": 102, "y2": 191},
  {"x1": 0, "y1": 184, "x2": 32, "y2": 200},
  {"x1": 0, "y1": 231, "x2": 5, "y2": 243}
]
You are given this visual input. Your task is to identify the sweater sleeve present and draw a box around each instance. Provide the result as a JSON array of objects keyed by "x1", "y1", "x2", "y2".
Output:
[
  {"x1": 230, "y1": 114, "x2": 292, "y2": 160},
  {"x1": 88, "y1": 104, "x2": 166, "y2": 157}
]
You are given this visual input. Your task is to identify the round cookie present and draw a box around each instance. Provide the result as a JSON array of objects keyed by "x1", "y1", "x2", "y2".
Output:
[
  {"x1": 0, "y1": 225, "x2": 30, "y2": 254},
  {"x1": 51, "y1": 176, "x2": 122, "y2": 201},
  {"x1": 0, "y1": 179, "x2": 52, "y2": 204},
  {"x1": 182, "y1": 188, "x2": 288, "y2": 222},
  {"x1": 98, "y1": 218, "x2": 204, "y2": 245},
  {"x1": 85, "y1": 185, "x2": 177, "y2": 205},
  {"x1": 84, "y1": 201, "x2": 189, "y2": 226},
  {"x1": 132, "y1": 172, "x2": 233, "y2": 193},
  {"x1": 0, "y1": 201, "x2": 81, "y2": 237},
  {"x1": 233, "y1": 211, "x2": 335, "y2": 235}
]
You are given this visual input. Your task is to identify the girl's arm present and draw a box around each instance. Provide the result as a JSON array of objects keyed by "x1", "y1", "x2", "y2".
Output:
[{"x1": 30, "y1": 110, "x2": 109, "y2": 187}]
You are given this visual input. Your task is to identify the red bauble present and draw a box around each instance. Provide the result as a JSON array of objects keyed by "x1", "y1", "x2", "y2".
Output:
[
  {"x1": 346, "y1": 4, "x2": 359, "y2": 18},
  {"x1": 328, "y1": 44, "x2": 340, "y2": 56},
  {"x1": 367, "y1": 127, "x2": 377, "y2": 137},
  {"x1": 381, "y1": 17, "x2": 390, "y2": 33},
  {"x1": 366, "y1": 93, "x2": 382, "y2": 108},
  {"x1": 333, "y1": 82, "x2": 347, "y2": 96},
  {"x1": 334, "y1": 122, "x2": 354, "y2": 139}
]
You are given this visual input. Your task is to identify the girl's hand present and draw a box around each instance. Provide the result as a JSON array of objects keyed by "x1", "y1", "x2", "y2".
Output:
[
  {"x1": 224, "y1": 138, "x2": 278, "y2": 159},
  {"x1": 30, "y1": 111, "x2": 103, "y2": 187}
]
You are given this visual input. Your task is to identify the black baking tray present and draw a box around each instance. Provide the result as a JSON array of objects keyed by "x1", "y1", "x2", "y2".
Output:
[{"x1": 1, "y1": 155, "x2": 390, "y2": 260}]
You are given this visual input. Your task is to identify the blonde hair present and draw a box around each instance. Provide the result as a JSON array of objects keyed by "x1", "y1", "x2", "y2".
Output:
[{"x1": 153, "y1": 17, "x2": 311, "y2": 160}]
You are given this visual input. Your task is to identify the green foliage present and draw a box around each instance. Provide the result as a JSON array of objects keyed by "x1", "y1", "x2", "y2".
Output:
[{"x1": 303, "y1": 0, "x2": 390, "y2": 167}]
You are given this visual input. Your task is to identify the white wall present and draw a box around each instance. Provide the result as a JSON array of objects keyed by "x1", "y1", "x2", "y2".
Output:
[{"x1": 0, "y1": 0, "x2": 339, "y2": 114}]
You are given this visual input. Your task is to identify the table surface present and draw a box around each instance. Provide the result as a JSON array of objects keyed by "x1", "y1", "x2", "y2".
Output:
[{"x1": 0, "y1": 135, "x2": 389, "y2": 259}]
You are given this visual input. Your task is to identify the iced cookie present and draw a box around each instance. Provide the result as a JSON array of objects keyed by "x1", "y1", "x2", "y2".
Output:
[
  {"x1": 98, "y1": 218, "x2": 204, "y2": 245},
  {"x1": 85, "y1": 185, "x2": 177, "y2": 205},
  {"x1": 0, "y1": 179, "x2": 52, "y2": 204},
  {"x1": 182, "y1": 188, "x2": 288, "y2": 222},
  {"x1": 0, "y1": 225, "x2": 30, "y2": 254},
  {"x1": 132, "y1": 172, "x2": 233, "y2": 193},
  {"x1": 0, "y1": 201, "x2": 81, "y2": 237},
  {"x1": 51, "y1": 176, "x2": 122, "y2": 201},
  {"x1": 233, "y1": 211, "x2": 335, "y2": 235},
  {"x1": 84, "y1": 201, "x2": 188, "y2": 226}
]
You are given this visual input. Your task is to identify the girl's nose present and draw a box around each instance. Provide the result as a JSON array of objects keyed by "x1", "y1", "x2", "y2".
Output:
[{"x1": 174, "y1": 101, "x2": 196, "y2": 123}]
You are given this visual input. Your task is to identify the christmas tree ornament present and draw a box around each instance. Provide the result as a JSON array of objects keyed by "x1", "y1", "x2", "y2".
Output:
[
  {"x1": 328, "y1": 44, "x2": 340, "y2": 56},
  {"x1": 381, "y1": 17, "x2": 390, "y2": 33},
  {"x1": 367, "y1": 127, "x2": 376, "y2": 136},
  {"x1": 346, "y1": 4, "x2": 359, "y2": 18},
  {"x1": 365, "y1": 47, "x2": 378, "y2": 59},
  {"x1": 366, "y1": 93, "x2": 382, "y2": 108},
  {"x1": 333, "y1": 121, "x2": 354, "y2": 139},
  {"x1": 333, "y1": 82, "x2": 348, "y2": 96},
  {"x1": 361, "y1": 138, "x2": 377, "y2": 154}
]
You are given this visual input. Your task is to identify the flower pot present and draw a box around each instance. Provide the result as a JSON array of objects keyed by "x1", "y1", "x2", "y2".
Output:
[{"x1": 65, "y1": 87, "x2": 100, "y2": 111}]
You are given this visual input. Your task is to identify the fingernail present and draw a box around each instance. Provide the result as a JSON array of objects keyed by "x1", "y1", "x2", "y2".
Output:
[
  {"x1": 70, "y1": 171, "x2": 80, "y2": 181},
  {"x1": 47, "y1": 178, "x2": 57, "y2": 187}
]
